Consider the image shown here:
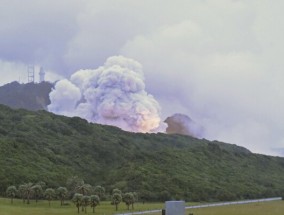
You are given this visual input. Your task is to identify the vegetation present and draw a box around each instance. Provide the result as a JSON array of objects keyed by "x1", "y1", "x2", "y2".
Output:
[
  {"x1": 90, "y1": 195, "x2": 100, "y2": 213},
  {"x1": 72, "y1": 193, "x2": 83, "y2": 213},
  {"x1": 1, "y1": 104, "x2": 284, "y2": 202},
  {"x1": 56, "y1": 187, "x2": 68, "y2": 206},
  {"x1": 44, "y1": 188, "x2": 55, "y2": 206},
  {"x1": 81, "y1": 195, "x2": 90, "y2": 213},
  {"x1": 75, "y1": 183, "x2": 92, "y2": 196},
  {"x1": 6, "y1": 186, "x2": 17, "y2": 204},
  {"x1": 21, "y1": 183, "x2": 34, "y2": 204},
  {"x1": 32, "y1": 184, "x2": 43, "y2": 204},
  {"x1": 94, "y1": 185, "x2": 105, "y2": 199},
  {"x1": 0, "y1": 81, "x2": 53, "y2": 111},
  {"x1": 1, "y1": 197, "x2": 283, "y2": 215},
  {"x1": 187, "y1": 200, "x2": 284, "y2": 215},
  {"x1": 112, "y1": 192, "x2": 122, "y2": 211},
  {"x1": 0, "y1": 197, "x2": 164, "y2": 215},
  {"x1": 123, "y1": 192, "x2": 135, "y2": 210}
]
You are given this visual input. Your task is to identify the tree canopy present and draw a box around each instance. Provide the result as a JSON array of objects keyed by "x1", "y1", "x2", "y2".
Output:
[{"x1": 1, "y1": 104, "x2": 284, "y2": 201}]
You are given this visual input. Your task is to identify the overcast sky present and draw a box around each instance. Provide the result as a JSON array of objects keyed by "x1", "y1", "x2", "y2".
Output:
[{"x1": 1, "y1": 0, "x2": 284, "y2": 156}]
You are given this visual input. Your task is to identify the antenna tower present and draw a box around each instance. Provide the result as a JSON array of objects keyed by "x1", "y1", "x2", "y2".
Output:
[
  {"x1": 27, "y1": 65, "x2": 35, "y2": 83},
  {"x1": 39, "y1": 66, "x2": 45, "y2": 82}
]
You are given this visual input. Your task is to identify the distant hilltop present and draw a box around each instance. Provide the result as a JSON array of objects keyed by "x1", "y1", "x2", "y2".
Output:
[{"x1": 0, "y1": 81, "x2": 53, "y2": 111}]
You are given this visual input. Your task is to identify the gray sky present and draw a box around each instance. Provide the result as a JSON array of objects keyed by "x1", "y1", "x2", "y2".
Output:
[{"x1": 1, "y1": 0, "x2": 284, "y2": 156}]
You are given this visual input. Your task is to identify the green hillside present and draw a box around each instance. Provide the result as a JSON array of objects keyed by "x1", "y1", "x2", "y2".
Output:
[
  {"x1": 0, "y1": 104, "x2": 284, "y2": 202},
  {"x1": 0, "y1": 81, "x2": 53, "y2": 110}
]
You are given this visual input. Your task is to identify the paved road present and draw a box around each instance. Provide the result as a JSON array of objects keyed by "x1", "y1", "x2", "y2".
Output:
[
  {"x1": 186, "y1": 197, "x2": 281, "y2": 209},
  {"x1": 115, "y1": 197, "x2": 282, "y2": 215}
]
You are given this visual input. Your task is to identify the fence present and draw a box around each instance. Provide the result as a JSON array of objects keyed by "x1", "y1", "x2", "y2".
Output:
[{"x1": 186, "y1": 197, "x2": 282, "y2": 209}]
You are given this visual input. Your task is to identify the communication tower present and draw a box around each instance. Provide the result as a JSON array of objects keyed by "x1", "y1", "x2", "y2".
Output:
[
  {"x1": 39, "y1": 67, "x2": 45, "y2": 82},
  {"x1": 27, "y1": 65, "x2": 35, "y2": 83}
]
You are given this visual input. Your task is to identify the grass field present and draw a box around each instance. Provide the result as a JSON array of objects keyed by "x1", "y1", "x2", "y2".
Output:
[
  {"x1": 1, "y1": 198, "x2": 283, "y2": 215},
  {"x1": 0, "y1": 197, "x2": 166, "y2": 215},
  {"x1": 186, "y1": 201, "x2": 284, "y2": 215}
]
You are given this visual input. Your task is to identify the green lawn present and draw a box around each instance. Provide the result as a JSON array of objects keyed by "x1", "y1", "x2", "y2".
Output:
[
  {"x1": 138, "y1": 201, "x2": 284, "y2": 215},
  {"x1": 185, "y1": 201, "x2": 284, "y2": 215},
  {"x1": 0, "y1": 197, "x2": 165, "y2": 215},
  {"x1": 1, "y1": 198, "x2": 283, "y2": 215}
]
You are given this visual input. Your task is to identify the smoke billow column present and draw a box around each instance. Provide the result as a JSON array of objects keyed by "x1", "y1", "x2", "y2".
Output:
[{"x1": 48, "y1": 56, "x2": 161, "y2": 133}]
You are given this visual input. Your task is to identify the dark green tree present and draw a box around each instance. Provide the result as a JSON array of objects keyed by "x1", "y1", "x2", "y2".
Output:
[
  {"x1": 57, "y1": 187, "x2": 68, "y2": 206},
  {"x1": 36, "y1": 181, "x2": 46, "y2": 189},
  {"x1": 90, "y1": 195, "x2": 100, "y2": 213},
  {"x1": 22, "y1": 183, "x2": 34, "y2": 204},
  {"x1": 32, "y1": 184, "x2": 43, "y2": 203},
  {"x1": 112, "y1": 193, "x2": 122, "y2": 211},
  {"x1": 72, "y1": 193, "x2": 83, "y2": 214},
  {"x1": 74, "y1": 183, "x2": 91, "y2": 212},
  {"x1": 76, "y1": 183, "x2": 92, "y2": 196},
  {"x1": 66, "y1": 176, "x2": 84, "y2": 196},
  {"x1": 132, "y1": 192, "x2": 138, "y2": 209},
  {"x1": 44, "y1": 188, "x2": 55, "y2": 207},
  {"x1": 160, "y1": 190, "x2": 171, "y2": 201},
  {"x1": 123, "y1": 192, "x2": 135, "y2": 210},
  {"x1": 94, "y1": 185, "x2": 105, "y2": 199},
  {"x1": 112, "y1": 188, "x2": 122, "y2": 195},
  {"x1": 82, "y1": 195, "x2": 90, "y2": 213},
  {"x1": 6, "y1": 186, "x2": 17, "y2": 204},
  {"x1": 18, "y1": 184, "x2": 26, "y2": 203}
]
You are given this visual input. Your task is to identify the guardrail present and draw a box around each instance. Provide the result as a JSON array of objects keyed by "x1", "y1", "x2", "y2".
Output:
[
  {"x1": 115, "y1": 197, "x2": 282, "y2": 215},
  {"x1": 186, "y1": 197, "x2": 282, "y2": 209}
]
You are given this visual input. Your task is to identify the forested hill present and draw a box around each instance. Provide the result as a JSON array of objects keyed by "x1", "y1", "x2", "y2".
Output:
[
  {"x1": 0, "y1": 104, "x2": 284, "y2": 201},
  {"x1": 0, "y1": 81, "x2": 53, "y2": 110}
]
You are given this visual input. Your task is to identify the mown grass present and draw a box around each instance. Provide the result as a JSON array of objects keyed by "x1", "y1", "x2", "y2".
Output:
[
  {"x1": 185, "y1": 200, "x2": 284, "y2": 215},
  {"x1": 1, "y1": 197, "x2": 284, "y2": 215},
  {"x1": 0, "y1": 197, "x2": 166, "y2": 215}
]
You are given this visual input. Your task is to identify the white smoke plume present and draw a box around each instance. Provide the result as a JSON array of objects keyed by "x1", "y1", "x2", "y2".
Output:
[{"x1": 48, "y1": 56, "x2": 161, "y2": 133}]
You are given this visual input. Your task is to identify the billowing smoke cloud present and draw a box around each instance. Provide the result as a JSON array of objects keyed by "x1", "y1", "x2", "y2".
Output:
[
  {"x1": 164, "y1": 113, "x2": 203, "y2": 138},
  {"x1": 48, "y1": 56, "x2": 161, "y2": 133},
  {"x1": 2, "y1": 0, "x2": 284, "y2": 156}
]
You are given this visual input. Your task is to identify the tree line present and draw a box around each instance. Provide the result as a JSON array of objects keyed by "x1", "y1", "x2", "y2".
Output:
[{"x1": 5, "y1": 176, "x2": 138, "y2": 213}]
